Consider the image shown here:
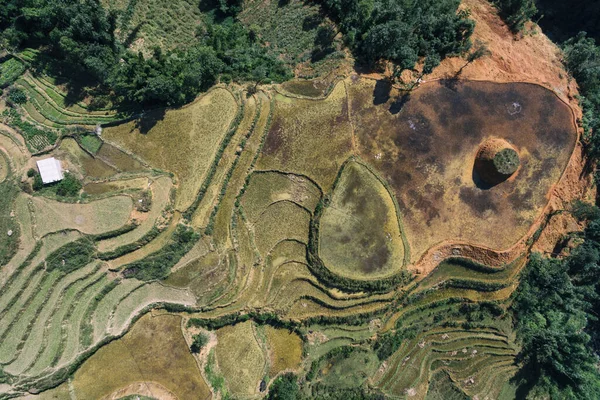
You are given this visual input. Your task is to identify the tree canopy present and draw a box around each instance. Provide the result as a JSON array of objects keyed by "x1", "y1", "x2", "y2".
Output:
[
  {"x1": 316, "y1": 0, "x2": 475, "y2": 71},
  {"x1": 0, "y1": 0, "x2": 290, "y2": 107}
]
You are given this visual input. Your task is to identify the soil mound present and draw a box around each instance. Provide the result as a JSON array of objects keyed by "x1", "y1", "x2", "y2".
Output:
[{"x1": 474, "y1": 138, "x2": 520, "y2": 185}]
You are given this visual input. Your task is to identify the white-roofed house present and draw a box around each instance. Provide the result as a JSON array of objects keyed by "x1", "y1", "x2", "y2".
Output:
[{"x1": 36, "y1": 157, "x2": 64, "y2": 184}]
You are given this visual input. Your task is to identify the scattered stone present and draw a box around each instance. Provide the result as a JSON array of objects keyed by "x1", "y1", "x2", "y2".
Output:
[{"x1": 7, "y1": 230, "x2": 13, "y2": 236}]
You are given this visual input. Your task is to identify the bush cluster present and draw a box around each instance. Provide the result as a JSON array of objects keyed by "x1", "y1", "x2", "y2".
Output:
[{"x1": 122, "y1": 225, "x2": 199, "y2": 280}]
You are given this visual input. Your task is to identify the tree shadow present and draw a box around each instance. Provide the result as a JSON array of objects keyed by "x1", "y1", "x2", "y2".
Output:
[
  {"x1": 389, "y1": 92, "x2": 410, "y2": 114},
  {"x1": 28, "y1": 51, "x2": 97, "y2": 107},
  {"x1": 373, "y1": 79, "x2": 392, "y2": 105},
  {"x1": 134, "y1": 108, "x2": 167, "y2": 134},
  {"x1": 472, "y1": 166, "x2": 495, "y2": 190},
  {"x1": 510, "y1": 364, "x2": 536, "y2": 400},
  {"x1": 440, "y1": 76, "x2": 461, "y2": 92},
  {"x1": 123, "y1": 22, "x2": 145, "y2": 49}
]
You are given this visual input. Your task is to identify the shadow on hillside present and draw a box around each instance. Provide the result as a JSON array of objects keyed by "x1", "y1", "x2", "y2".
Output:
[{"x1": 135, "y1": 108, "x2": 167, "y2": 134}]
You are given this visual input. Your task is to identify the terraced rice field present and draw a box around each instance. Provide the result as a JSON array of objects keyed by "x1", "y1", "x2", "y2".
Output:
[
  {"x1": 319, "y1": 160, "x2": 407, "y2": 279},
  {"x1": 103, "y1": 87, "x2": 239, "y2": 211},
  {"x1": 0, "y1": 62, "x2": 582, "y2": 399}
]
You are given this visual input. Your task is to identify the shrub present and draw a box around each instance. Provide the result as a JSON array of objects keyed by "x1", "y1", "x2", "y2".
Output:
[
  {"x1": 55, "y1": 172, "x2": 82, "y2": 197},
  {"x1": 7, "y1": 87, "x2": 27, "y2": 104},
  {"x1": 45, "y1": 238, "x2": 96, "y2": 274},
  {"x1": 122, "y1": 225, "x2": 199, "y2": 280},
  {"x1": 27, "y1": 168, "x2": 36, "y2": 177},
  {"x1": 267, "y1": 373, "x2": 299, "y2": 400},
  {"x1": 190, "y1": 333, "x2": 209, "y2": 353},
  {"x1": 493, "y1": 0, "x2": 537, "y2": 32},
  {"x1": 32, "y1": 173, "x2": 43, "y2": 191}
]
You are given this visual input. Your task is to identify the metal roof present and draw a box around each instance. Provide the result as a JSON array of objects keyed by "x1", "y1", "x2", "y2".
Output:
[{"x1": 36, "y1": 157, "x2": 63, "y2": 184}]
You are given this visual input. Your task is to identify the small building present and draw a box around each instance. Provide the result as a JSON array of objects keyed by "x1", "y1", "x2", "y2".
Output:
[{"x1": 36, "y1": 157, "x2": 63, "y2": 184}]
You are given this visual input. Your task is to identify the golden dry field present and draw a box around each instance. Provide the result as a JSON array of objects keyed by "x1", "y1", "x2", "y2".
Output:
[
  {"x1": 265, "y1": 327, "x2": 303, "y2": 376},
  {"x1": 0, "y1": 2, "x2": 590, "y2": 396},
  {"x1": 215, "y1": 321, "x2": 267, "y2": 397},
  {"x1": 103, "y1": 88, "x2": 238, "y2": 211}
]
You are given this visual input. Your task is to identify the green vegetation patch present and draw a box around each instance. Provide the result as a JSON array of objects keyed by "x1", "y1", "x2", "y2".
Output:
[
  {"x1": 105, "y1": 0, "x2": 204, "y2": 52},
  {"x1": 2, "y1": 108, "x2": 58, "y2": 153},
  {"x1": 45, "y1": 238, "x2": 96, "y2": 274},
  {"x1": 77, "y1": 134, "x2": 103, "y2": 155},
  {"x1": 122, "y1": 225, "x2": 199, "y2": 281},
  {"x1": 0, "y1": 155, "x2": 20, "y2": 267},
  {"x1": 493, "y1": 148, "x2": 520, "y2": 175},
  {"x1": 319, "y1": 160, "x2": 405, "y2": 279},
  {"x1": 0, "y1": 57, "x2": 26, "y2": 88},
  {"x1": 239, "y1": 0, "x2": 342, "y2": 74},
  {"x1": 309, "y1": 346, "x2": 379, "y2": 389}
]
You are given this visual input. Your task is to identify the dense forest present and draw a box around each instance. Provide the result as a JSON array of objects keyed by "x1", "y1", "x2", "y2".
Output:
[
  {"x1": 0, "y1": 0, "x2": 291, "y2": 106},
  {"x1": 0, "y1": 0, "x2": 477, "y2": 107},
  {"x1": 315, "y1": 0, "x2": 475, "y2": 73}
]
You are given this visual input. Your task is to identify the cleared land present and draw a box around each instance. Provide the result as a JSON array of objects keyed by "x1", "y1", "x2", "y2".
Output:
[
  {"x1": 103, "y1": 88, "x2": 238, "y2": 211},
  {"x1": 348, "y1": 78, "x2": 577, "y2": 260},
  {"x1": 57, "y1": 138, "x2": 117, "y2": 180},
  {"x1": 319, "y1": 160, "x2": 406, "y2": 279}
]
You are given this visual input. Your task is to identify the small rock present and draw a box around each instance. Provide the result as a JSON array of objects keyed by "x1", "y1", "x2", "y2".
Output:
[{"x1": 7, "y1": 230, "x2": 13, "y2": 236}]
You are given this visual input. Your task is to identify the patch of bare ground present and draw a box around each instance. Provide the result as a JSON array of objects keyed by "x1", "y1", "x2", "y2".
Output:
[{"x1": 432, "y1": 0, "x2": 580, "y2": 109}]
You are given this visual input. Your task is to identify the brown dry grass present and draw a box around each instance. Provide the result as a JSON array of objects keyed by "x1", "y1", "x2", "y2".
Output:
[
  {"x1": 103, "y1": 88, "x2": 238, "y2": 211},
  {"x1": 348, "y1": 78, "x2": 576, "y2": 262},
  {"x1": 256, "y1": 81, "x2": 353, "y2": 192}
]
